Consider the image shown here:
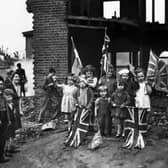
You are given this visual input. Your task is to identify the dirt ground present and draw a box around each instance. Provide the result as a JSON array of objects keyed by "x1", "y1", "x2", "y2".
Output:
[{"x1": 1, "y1": 118, "x2": 168, "y2": 168}]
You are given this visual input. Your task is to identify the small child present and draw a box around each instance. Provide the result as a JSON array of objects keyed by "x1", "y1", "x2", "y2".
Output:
[
  {"x1": 77, "y1": 77, "x2": 94, "y2": 110},
  {"x1": 57, "y1": 74, "x2": 78, "y2": 132},
  {"x1": 98, "y1": 64, "x2": 117, "y2": 96},
  {"x1": 111, "y1": 82, "x2": 130, "y2": 137},
  {"x1": 95, "y1": 85, "x2": 112, "y2": 137},
  {"x1": 3, "y1": 89, "x2": 17, "y2": 155},
  {"x1": 85, "y1": 65, "x2": 98, "y2": 90}
]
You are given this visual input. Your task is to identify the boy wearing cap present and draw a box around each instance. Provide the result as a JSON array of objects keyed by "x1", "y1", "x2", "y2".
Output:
[
  {"x1": 95, "y1": 85, "x2": 112, "y2": 137},
  {"x1": 3, "y1": 89, "x2": 17, "y2": 154},
  {"x1": 118, "y1": 68, "x2": 139, "y2": 106}
]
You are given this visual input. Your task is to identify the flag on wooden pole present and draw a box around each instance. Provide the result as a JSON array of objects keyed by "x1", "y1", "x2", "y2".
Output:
[
  {"x1": 146, "y1": 49, "x2": 158, "y2": 86},
  {"x1": 101, "y1": 28, "x2": 110, "y2": 76},
  {"x1": 155, "y1": 59, "x2": 168, "y2": 91},
  {"x1": 71, "y1": 37, "x2": 83, "y2": 76}
]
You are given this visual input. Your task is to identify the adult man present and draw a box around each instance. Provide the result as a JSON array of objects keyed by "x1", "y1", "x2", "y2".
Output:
[{"x1": 15, "y1": 63, "x2": 27, "y2": 97}]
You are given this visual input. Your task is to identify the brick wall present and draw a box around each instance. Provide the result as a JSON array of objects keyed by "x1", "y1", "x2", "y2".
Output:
[{"x1": 27, "y1": 0, "x2": 68, "y2": 110}]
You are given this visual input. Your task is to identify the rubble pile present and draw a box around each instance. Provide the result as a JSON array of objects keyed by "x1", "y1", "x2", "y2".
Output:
[
  {"x1": 150, "y1": 96, "x2": 168, "y2": 138},
  {"x1": 21, "y1": 96, "x2": 37, "y2": 121}
]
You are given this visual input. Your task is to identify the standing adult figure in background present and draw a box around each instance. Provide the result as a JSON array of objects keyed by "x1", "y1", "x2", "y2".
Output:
[{"x1": 15, "y1": 63, "x2": 27, "y2": 97}]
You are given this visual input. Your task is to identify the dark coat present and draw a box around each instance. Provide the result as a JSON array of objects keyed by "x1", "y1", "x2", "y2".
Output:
[
  {"x1": 5, "y1": 104, "x2": 16, "y2": 139},
  {"x1": 95, "y1": 97, "x2": 112, "y2": 136},
  {"x1": 99, "y1": 76, "x2": 117, "y2": 96},
  {"x1": 16, "y1": 68, "x2": 27, "y2": 84},
  {"x1": 4, "y1": 83, "x2": 21, "y2": 129},
  {"x1": 111, "y1": 90, "x2": 130, "y2": 119},
  {"x1": 0, "y1": 94, "x2": 8, "y2": 133},
  {"x1": 38, "y1": 76, "x2": 61, "y2": 121}
]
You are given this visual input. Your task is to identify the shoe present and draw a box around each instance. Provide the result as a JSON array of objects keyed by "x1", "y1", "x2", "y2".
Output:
[
  {"x1": 20, "y1": 111, "x2": 24, "y2": 116},
  {"x1": 5, "y1": 152, "x2": 13, "y2": 158},
  {"x1": 0, "y1": 157, "x2": 9, "y2": 163},
  {"x1": 8, "y1": 149, "x2": 20, "y2": 154},
  {"x1": 115, "y1": 133, "x2": 121, "y2": 138},
  {"x1": 64, "y1": 119, "x2": 68, "y2": 123}
]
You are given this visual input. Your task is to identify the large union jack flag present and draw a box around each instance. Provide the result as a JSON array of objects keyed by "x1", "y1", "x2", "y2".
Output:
[
  {"x1": 64, "y1": 107, "x2": 90, "y2": 148},
  {"x1": 123, "y1": 107, "x2": 147, "y2": 149},
  {"x1": 155, "y1": 60, "x2": 168, "y2": 90}
]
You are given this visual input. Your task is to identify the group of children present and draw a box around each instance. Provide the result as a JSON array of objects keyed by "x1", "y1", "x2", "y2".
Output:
[
  {"x1": 0, "y1": 69, "x2": 23, "y2": 163},
  {"x1": 38, "y1": 64, "x2": 152, "y2": 147},
  {"x1": 48, "y1": 64, "x2": 151, "y2": 140}
]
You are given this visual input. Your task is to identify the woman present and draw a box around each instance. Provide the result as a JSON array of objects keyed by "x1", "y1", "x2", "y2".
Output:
[
  {"x1": 38, "y1": 67, "x2": 60, "y2": 123},
  {"x1": 5, "y1": 72, "x2": 22, "y2": 130}
]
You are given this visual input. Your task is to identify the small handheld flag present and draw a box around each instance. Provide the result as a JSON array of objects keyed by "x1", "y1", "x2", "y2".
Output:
[
  {"x1": 101, "y1": 28, "x2": 110, "y2": 76},
  {"x1": 146, "y1": 50, "x2": 158, "y2": 86},
  {"x1": 71, "y1": 37, "x2": 83, "y2": 76}
]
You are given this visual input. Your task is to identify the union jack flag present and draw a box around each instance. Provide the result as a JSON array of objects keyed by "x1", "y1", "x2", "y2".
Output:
[
  {"x1": 64, "y1": 106, "x2": 90, "y2": 148},
  {"x1": 146, "y1": 50, "x2": 158, "y2": 86},
  {"x1": 101, "y1": 28, "x2": 110, "y2": 76},
  {"x1": 155, "y1": 60, "x2": 168, "y2": 91},
  {"x1": 123, "y1": 107, "x2": 147, "y2": 149}
]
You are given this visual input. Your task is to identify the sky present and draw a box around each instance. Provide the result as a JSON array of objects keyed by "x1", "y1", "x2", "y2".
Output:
[
  {"x1": 0, "y1": 0, "x2": 165, "y2": 57},
  {"x1": 0, "y1": 0, "x2": 33, "y2": 56}
]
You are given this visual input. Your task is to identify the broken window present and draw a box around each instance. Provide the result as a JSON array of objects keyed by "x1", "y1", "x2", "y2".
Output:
[
  {"x1": 103, "y1": 1, "x2": 120, "y2": 19},
  {"x1": 146, "y1": 0, "x2": 165, "y2": 24}
]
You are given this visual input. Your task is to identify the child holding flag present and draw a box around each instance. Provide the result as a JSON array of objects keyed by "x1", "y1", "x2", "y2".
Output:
[{"x1": 56, "y1": 74, "x2": 78, "y2": 132}]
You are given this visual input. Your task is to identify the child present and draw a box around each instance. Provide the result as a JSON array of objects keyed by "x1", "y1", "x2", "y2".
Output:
[
  {"x1": 77, "y1": 77, "x2": 94, "y2": 110},
  {"x1": 135, "y1": 68, "x2": 152, "y2": 111},
  {"x1": 57, "y1": 74, "x2": 78, "y2": 131},
  {"x1": 99, "y1": 64, "x2": 117, "y2": 96},
  {"x1": 111, "y1": 82, "x2": 130, "y2": 137},
  {"x1": 95, "y1": 85, "x2": 112, "y2": 137},
  {"x1": 0, "y1": 76, "x2": 9, "y2": 163},
  {"x1": 3, "y1": 89, "x2": 17, "y2": 155},
  {"x1": 85, "y1": 65, "x2": 98, "y2": 90}
]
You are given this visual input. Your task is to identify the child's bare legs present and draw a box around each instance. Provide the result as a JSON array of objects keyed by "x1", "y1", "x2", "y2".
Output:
[
  {"x1": 120, "y1": 119, "x2": 125, "y2": 137},
  {"x1": 64, "y1": 114, "x2": 68, "y2": 122}
]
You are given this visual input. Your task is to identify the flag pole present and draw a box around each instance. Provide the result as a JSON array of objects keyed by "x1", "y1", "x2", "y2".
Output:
[
  {"x1": 71, "y1": 36, "x2": 75, "y2": 51},
  {"x1": 100, "y1": 27, "x2": 108, "y2": 77}
]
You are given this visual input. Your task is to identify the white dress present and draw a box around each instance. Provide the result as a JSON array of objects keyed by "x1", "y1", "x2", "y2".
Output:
[
  {"x1": 135, "y1": 82, "x2": 151, "y2": 111},
  {"x1": 61, "y1": 84, "x2": 78, "y2": 113}
]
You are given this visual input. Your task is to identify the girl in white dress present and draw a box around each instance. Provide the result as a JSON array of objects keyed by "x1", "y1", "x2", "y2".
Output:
[
  {"x1": 135, "y1": 69, "x2": 152, "y2": 111},
  {"x1": 57, "y1": 75, "x2": 78, "y2": 130}
]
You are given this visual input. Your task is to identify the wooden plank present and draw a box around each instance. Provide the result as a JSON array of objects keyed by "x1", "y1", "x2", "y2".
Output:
[{"x1": 68, "y1": 24, "x2": 105, "y2": 30}]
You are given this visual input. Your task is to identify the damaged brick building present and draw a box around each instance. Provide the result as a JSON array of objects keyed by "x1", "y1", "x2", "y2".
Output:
[{"x1": 26, "y1": 0, "x2": 168, "y2": 119}]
